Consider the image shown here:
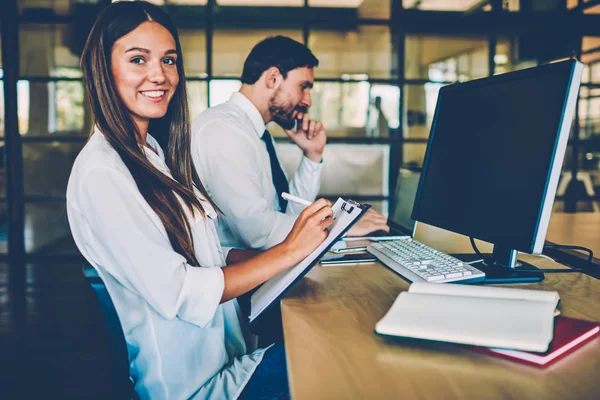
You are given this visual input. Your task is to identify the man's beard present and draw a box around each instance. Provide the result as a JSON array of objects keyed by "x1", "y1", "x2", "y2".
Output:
[{"x1": 269, "y1": 91, "x2": 307, "y2": 130}]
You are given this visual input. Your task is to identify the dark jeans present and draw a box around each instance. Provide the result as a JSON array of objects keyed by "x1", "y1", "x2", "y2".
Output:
[{"x1": 239, "y1": 344, "x2": 289, "y2": 400}]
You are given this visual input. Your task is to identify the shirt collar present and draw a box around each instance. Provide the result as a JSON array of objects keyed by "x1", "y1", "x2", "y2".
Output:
[
  {"x1": 93, "y1": 125, "x2": 165, "y2": 164},
  {"x1": 228, "y1": 92, "x2": 266, "y2": 138}
]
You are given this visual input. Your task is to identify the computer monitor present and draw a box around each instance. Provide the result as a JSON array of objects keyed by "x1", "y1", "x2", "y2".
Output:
[
  {"x1": 388, "y1": 168, "x2": 420, "y2": 235},
  {"x1": 411, "y1": 59, "x2": 583, "y2": 283}
]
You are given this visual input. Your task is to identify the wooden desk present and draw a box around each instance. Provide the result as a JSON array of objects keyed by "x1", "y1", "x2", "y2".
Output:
[
  {"x1": 546, "y1": 212, "x2": 600, "y2": 258},
  {"x1": 281, "y1": 224, "x2": 600, "y2": 400}
]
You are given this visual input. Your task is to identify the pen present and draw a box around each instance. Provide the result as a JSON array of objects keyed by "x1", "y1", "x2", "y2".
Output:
[
  {"x1": 332, "y1": 246, "x2": 368, "y2": 254},
  {"x1": 281, "y1": 192, "x2": 312, "y2": 207}
]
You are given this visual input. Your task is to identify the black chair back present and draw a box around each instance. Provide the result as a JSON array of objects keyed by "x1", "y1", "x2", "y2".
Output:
[{"x1": 82, "y1": 264, "x2": 138, "y2": 400}]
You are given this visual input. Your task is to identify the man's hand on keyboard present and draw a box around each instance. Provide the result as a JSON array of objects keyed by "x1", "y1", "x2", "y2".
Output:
[{"x1": 346, "y1": 209, "x2": 390, "y2": 237}]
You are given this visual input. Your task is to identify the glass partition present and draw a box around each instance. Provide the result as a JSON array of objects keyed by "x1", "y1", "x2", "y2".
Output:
[
  {"x1": 180, "y1": 29, "x2": 207, "y2": 78},
  {"x1": 310, "y1": 81, "x2": 370, "y2": 137},
  {"x1": 402, "y1": 142, "x2": 427, "y2": 169},
  {"x1": 212, "y1": 28, "x2": 303, "y2": 77},
  {"x1": 403, "y1": 0, "x2": 492, "y2": 12},
  {"x1": 209, "y1": 79, "x2": 241, "y2": 107},
  {"x1": 218, "y1": 0, "x2": 300, "y2": 5},
  {"x1": 403, "y1": 83, "x2": 444, "y2": 139},
  {"x1": 310, "y1": 0, "x2": 391, "y2": 19},
  {"x1": 495, "y1": 37, "x2": 538, "y2": 75},
  {"x1": 25, "y1": 202, "x2": 76, "y2": 255},
  {"x1": 310, "y1": 27, "x2": 394, "y2": 79},
  {"x1": 276, "y1": 143, "x2": 389, "y2": 197},
  {"x1": 405, "y1": 35, "x2": 488, "y2": 81},
  {"x1": 187, "y1": 81, "x2": 209, "y2": 122},
  {"x1": 23, "y1": 142, "x2": 84, "y2": 197},
  {"x1": 19, "y1": 0, "x2": 74, "y2": 15}
]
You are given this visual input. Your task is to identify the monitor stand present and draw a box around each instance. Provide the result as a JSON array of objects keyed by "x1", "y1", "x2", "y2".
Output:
[{"x1": 456, "y1": 246, "x2": 544, "y2": 284}]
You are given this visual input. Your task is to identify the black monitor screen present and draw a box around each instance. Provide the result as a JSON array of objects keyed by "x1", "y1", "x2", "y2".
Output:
[{"x1": 412, "y1": 61, "x2": 579, "y2": 253}]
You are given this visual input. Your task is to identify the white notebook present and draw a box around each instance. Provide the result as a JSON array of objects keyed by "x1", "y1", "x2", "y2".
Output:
[
  {"x1": 375, "y1": 282, "x2": 560, "y2": 352},
  {"x1": 250, "y1": 198, "x2": 368, "y2": 325}
]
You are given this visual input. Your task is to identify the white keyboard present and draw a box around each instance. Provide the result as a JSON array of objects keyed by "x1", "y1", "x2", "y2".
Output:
[{"x1": 367, "y1": 238, "x2": 486, "y2": 284}]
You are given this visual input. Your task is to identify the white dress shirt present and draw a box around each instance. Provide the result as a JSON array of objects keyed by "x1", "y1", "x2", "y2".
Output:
[
  {"x1": 66, "y1": 129, "x2": 267, "y2": 400},
  {"x1": 191, "y1": 92, "x2": 322, "y2": 250}
]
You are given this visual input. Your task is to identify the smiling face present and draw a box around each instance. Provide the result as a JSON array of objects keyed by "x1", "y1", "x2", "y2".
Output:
[
  {"x1": 111, "y1": 21, "x2": 179, "y2": 133},
  {"x1": 269, "y1": 66, "x2": 314, "y2": 129}
]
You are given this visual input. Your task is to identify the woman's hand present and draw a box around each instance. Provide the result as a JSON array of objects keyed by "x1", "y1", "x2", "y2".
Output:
[
  {"x1": 280, "y1": 198, "x2": 334, "y2": 264},
  {"x1": 220, "y1": 198, "x2": 334, "y2": 303}
]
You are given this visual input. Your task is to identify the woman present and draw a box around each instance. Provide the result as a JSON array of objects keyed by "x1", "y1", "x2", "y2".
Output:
[{"x1": 66, "y1": 1, "x2": 333, "y2": 399}]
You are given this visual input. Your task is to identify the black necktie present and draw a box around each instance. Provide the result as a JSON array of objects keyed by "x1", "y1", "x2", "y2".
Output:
[{"x1": 261, "y1": 130, "x2": 289, "y2": 213}]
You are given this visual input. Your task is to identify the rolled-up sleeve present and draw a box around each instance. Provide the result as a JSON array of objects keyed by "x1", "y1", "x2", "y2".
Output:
[
  {"x1": 74, "y1": 167, "x2": 224, "y2": 328},
  {"x1": 286, "y1": 155, "x2": 322, "y2": 216}
]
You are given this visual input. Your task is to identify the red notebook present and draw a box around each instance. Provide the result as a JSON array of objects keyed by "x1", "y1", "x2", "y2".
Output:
[{"x1": 478, "y1": 316, "x2": 599, "y2": 367}]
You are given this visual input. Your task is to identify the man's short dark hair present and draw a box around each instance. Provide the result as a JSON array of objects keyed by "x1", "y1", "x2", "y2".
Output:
[{"x1": 241, "y1": 35, "x2": 319, "y2": 84}]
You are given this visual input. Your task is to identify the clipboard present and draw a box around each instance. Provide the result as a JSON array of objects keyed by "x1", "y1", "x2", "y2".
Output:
[{"x1": 249, "y1": 197, "x2": 370, "y2": 329}]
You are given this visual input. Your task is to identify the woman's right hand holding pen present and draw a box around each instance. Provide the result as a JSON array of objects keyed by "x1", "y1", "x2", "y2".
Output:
[
  {"x1": 280, "y1": 198, "x2": 334, "y2": 265},
  {"x1": 220, "y1": 198, "x2": 333, "y2": 303}
]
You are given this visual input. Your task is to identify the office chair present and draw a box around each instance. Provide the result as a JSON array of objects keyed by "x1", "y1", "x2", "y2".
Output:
[{"x1": 82, "y1": 264, "x2": 139, "y2": 400}]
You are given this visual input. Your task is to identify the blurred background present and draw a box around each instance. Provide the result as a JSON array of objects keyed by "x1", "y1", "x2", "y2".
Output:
[
  {"x1": 1, "y1": 1, "x2": 600, "y2": 257},
  {"x1": 2, "y1": 0, "x2": 600, "y2": 259},
  {"x1": 2, "y1": 1, "x2": 600, "y2": 398}
]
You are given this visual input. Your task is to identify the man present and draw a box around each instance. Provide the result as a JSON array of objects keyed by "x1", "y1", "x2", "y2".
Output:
[{"x1": 192, "y1": 35, "x2": 389, "y2": 251}]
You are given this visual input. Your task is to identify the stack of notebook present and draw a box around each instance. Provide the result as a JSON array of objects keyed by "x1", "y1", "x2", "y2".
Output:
[
  {"x1": 376, "y1": 283, "x2": 599, "y2": 367},
  {"x1": 481, "y1": 316, "x2": 599, "y2": 367}
]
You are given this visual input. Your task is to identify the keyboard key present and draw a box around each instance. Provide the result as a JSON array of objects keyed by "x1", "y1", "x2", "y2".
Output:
[
  {"x1": 366, "y1": 238, "x2": 486, "y2": 284},
  {"x1": 425, "y1": 275, "x2": 445, "y2": 281}
]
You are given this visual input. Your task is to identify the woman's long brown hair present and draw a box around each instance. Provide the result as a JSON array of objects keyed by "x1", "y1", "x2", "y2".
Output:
[{"x1": 81, "y1": 1, "x2": 218, "y2": 266}]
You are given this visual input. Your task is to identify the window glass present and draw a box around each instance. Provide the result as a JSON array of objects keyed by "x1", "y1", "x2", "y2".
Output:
[
  {"x1": 403, "y1": 84, "x2": 444, "y2": 139},
  {"x1": 276, "y1": 143, "x2": 390, "y2": 196},
  {"x1": 403, "y1": 0, "x2": 492, "y2": 11},
  {"x1": 402, "y1": 142, "x2": 427, "y2": 169},
  {"x1": 369, "y1": 84, "x2": 400, "y2": 136},
  {"x1": 405, "y1": 35, "x2": 488, "y2": 81},
  {"x1": 311, "y1": 81, "x2": 370, "y2": 137},
  {"x1": 19, "y1": 0, "x2": 74, "y2": 15},
  {"x1": 495, "y1": 38, "x2": 538, "y2": 75},
  {"x1": 310, "y1": 27, "x2": 394, "y2": 79},
  {"x1": 310, "y1": 0, "x2": 390, "y2": 19},
  {"x1": 581, "y1": 37, "x2": 600, "y2": 68},
  {"x1": 209, "y1": 80, "x2": 241, "y2": 107},
  {"x1": 180, "y1": 29, "x2": 207, "y2": 78},
  {"x1": 25, "y1": 202, "x2": 76, "y2": 255},
  {"x1": 20, "y1": 24, "x2": 81, "y2": 77},
  {"x1": 503, "y1": 0, "x2": 519, "y2": 11},
  {"x1": 23, "y1": 142, "x2": 85, "y2": 197},
  {"x1": 170, "y1": 0, "x2": 208, "y2": 4},
  {"x1": 212, "y1": 29, "x2": 303, "y2": 77},
  {"x1": 592, "y1": 63, "x2": 600, "y2": 83},
  {"x1": 17, "y1": 81, "x2": 86, "y2": 135},
  {"x1": 578, "y1": 88, "x2": 600, "y2": 140},
  {"x1": 218, "y1": 0, "x2": 301, "y2": 5},
  {"x1": 187, "y1": 81, "x2": 208, "y2": 122}
]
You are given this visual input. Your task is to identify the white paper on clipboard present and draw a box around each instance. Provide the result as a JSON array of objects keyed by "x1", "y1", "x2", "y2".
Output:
[{"x1": 250, "y1": 198, "x2": 368, "y2": 323}]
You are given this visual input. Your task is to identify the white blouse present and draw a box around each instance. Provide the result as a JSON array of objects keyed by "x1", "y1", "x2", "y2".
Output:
[{"x1": 66, "y1": 129, "x2": 267, "y2": 400}]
